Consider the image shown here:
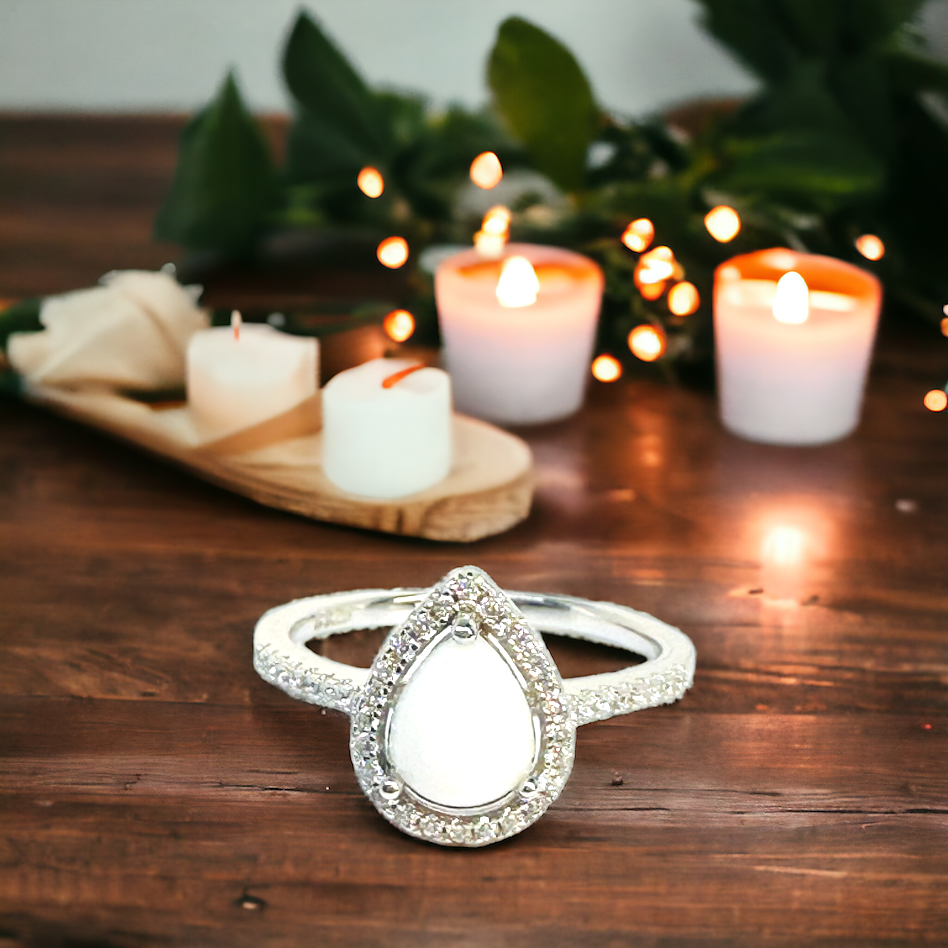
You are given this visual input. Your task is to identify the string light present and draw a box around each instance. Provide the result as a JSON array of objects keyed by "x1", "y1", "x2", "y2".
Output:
[
  {"x1": 923, "y1": 389, "x2": 947, "y2": 412},
  {"x1": 357, "y1": 166, "x2": 384, "y2": 198},
  {"x1": 855, "y1": 234, "x2": 884, "y2": 261},
  {"x1": 627, "y1": 325, "x2": 665, "y2": 362},
  {"x1": 377, "y1": 236, "x2": 409, "y2": 269},
  {"x1": 704, "y1": 205, "x2": 741, "y2": 242},
  {"x1": 383, "y1": 309, "x2": 415, "y2": 342},
  {"x1": 667, "y1": 281, "x2": 700, "y2": 316},
  {"x1": 621, "y1": 218, "x2": 654, "y2": 253},
  {"x1": 639, "y1": 281, "x2": 666, "y2": 301},
  {"x1": 470, "y1": 151, "x2": 503, "y2": 189},
  {"x1": 591, "y1": 354, "x2": 622, "y2": 382},
  {"x1": 941, "y1": 304, "x2": 948, "y2": 336}
]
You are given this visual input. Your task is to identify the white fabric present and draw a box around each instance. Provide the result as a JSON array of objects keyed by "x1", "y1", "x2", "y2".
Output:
[{"x1": 8, "y1": 270, "x2": 208, "y2": 390}]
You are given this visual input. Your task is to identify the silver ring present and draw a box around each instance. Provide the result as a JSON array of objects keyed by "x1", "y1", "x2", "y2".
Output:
[{"x1": 254, "y1": 566, "x2": 696, "y2": 847}]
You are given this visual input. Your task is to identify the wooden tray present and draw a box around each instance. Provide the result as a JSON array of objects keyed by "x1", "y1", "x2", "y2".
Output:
[{"x1": 23, "y1": 384, "x2": 535, "y2": 542}]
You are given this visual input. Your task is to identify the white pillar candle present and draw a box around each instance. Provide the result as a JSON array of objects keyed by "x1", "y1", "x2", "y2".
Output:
[
  {"x1": 714, "y1": 248, "x2": 881, "y2": 445},
  {"x1": 321, "y1": 358, "x2": 452, "y2": 498},
  {"x1": 187, "y1": 314, "x2": 319, "y2": 440},
  {"x1": 435, "y1": 243, "x2": 603, "y2": 425}
]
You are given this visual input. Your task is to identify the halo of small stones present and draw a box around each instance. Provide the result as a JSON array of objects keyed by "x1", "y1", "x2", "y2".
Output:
[
  {"x1": 570, "y1": 663, "x2": 692, "y2": 726},
  {"x1": 349, "y1": 569, "x2": 576, "y2": 847}
]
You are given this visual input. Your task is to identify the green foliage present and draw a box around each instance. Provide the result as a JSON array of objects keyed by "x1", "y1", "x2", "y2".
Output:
[
  {"x1": 488, "y1": 17, "x2": 599, "y2": 192},
  {"x1": 0, "y1": 298, "x2": 42, "y2": 352},
  {"x1": 154, "y1": 72, "x2": 277, "y2": 253}
]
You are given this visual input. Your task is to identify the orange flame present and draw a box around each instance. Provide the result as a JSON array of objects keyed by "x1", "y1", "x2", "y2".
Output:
[
  {"x1": 470, "y1": 151, "x2": 503, "y2": 190},
  {"x1": 383, "y1": 309, "x2": 415, "y2": 343},
  {"x1": 231, "y1": 309, "x2": 242, "y2": 341},
  {"x1": 667, "y1": 281, "x2": 700, "y2": 316},
  {"x1": 773, "y1": 271, "x2": 809, "y2": 325},
  {"x1": 357, "y1": 166, "x2": 384, "y2": 198},
  {"x1": 628, "y1": 325, "x2": 665, "y2": 362},
  {"x1": 941, "y1": 315, "x2": 948, "y2": 337},
  {"x1": 855, "y1": 234, "x2": 884, "y2": 261},
  {"x1": 704, "y1": 205, "x2": 741, "y2": 243},
  {"x1": 377, "y1": 236, "x2": 409, "y2": 269},
  {"x1": 924, "y1": 389, "x2": 947, "y2": 412},
  {"x1": 622, "y1": 218, "x2": 654, "y2": 253},
  {"x1": 591, "y1": 354, "x2": 622, "y2": 382},
  {"x1": 496, "y1": 256, "x2": 539, "y2": 308}
]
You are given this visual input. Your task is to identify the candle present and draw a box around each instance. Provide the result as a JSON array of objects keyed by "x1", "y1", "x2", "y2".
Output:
[
  {"x1": 435, "y1": 243, "x2": 603, "y2": 425},
  {"x1": 187, "y1": 312, "x2": 319, "y2": 440},
  {"x1": 714, "y1": 249, "x2": 881, "y2": 445},
  {"x1": 321, "y1": 358, "x2": 452, "y2": 498}
]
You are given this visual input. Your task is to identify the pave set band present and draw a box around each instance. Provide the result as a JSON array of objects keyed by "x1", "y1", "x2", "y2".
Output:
[{"x1": 254, "y1": 566, "x2": 696, "y2": 847}]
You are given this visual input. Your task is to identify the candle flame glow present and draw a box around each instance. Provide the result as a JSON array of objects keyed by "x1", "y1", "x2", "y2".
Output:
[
  {"x1": 635, "y1": 245, "x2": 675, "y2": 284},
  {"x1": 474, "y1": 206, "x2": 511, "y2": 258},
  {"x1": 773, "y1": 271, "x2": 810, "y2": 324},
  {"x1": 667, "y1": 281, "x2": 700, "y2": 316},
  {"x1": 622, "y1": 218, "x2": 654, "y2": 253},
  {"x1": 381, "y1": 363, "x2": 427, "y2": 389},
  {"x1": 496, "y1": 256, "x2": 539, "y2": 308},
  {"x1": 357, "y1": 166, "x2": 384, "y2": 198},
  {"x1": 383, "y1": 309, "x2": 415, "y2": 343},
  {"x1": 628, "y1": 325, "x2": 665, "y2": 362},
  {"x1": 377, "y1": 236, "x2": 409, "y2": 269},
  {"x1": 482, "y1": 206, "x2": 511, "y2": 236},
  {"x1": 923, "y1": 389, "x2": 947, "y2": 412},
  {"x1": 855, "y1": 234, "x2": 884, "y2": 261},
  {"x1": 470, "y1": 151, "x2": 503, "y2": 190},
  {"x1": 762, "y1": 525, "x2": 806, "y2": 566},
  {"x1": 704, "y1": 205, "x2": 741, "y2": 243},
  {"x1": 591, "y1": 354, "x2": 622, "y2": 382},
  {"x1": 231, "y1": 309, "x2": 242, "y2": 341}
]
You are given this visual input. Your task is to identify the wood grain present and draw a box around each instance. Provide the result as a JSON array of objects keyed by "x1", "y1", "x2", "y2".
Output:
[
  {"x1": 1, "y1": 116, "x2": 947, "y2": 948},
  {"x1": 22, "y1": 386, "x2": 535, "y2": 543}
]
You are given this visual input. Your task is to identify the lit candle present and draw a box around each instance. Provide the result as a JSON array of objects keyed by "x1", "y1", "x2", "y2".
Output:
[
  {"x1": 714, "y1": 249, "x2": 881, "y2": 445},
  {"x1": 186, "y1": 311, "x2": 319, "y2": 440},
  {"x1": 321, "y1": 358, "x2": 452, "y2": 498},
  {"x1": 435, "y1": 243, "x2": 603, "y2": 425}
]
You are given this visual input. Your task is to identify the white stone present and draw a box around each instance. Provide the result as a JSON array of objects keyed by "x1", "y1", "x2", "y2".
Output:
[{"x1": 387, "y1": 636, "x2": 535, "y2": 808}]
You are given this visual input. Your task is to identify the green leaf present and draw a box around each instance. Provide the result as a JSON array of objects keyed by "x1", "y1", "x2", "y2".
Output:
[
  {"x1": 715, "y1": 130, "x2": 883, "y2": 209},
  {"x1": 282, "y1": 11, "x2": 388, "y2": 157},
  {"x1": 155, "y1": 72, "x2": 276, "y2": 253},
  {"x1": 488, "y1": 16, "x2": 599, "y2": 192},
  {"x1": 0, "y1": 298, "x2": 42, "y2": 353}
]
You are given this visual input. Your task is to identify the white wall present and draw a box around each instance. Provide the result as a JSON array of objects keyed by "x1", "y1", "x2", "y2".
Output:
[{"x1": 0, "y1": 0, "x2": 759, "y2": 117}]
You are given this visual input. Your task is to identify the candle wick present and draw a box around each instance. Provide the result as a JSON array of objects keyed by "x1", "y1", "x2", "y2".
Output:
[
  {"x1": 231, "y1": 309, "x2": 242, "y2": 341},
  {"x1": 382, "y1": 363, "x2": 426, "y2": 389}
]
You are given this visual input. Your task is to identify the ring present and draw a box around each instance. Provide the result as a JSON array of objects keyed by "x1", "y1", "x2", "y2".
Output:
[{"x1": 254, "y1": 566, "x2": 696, "y2": 847}]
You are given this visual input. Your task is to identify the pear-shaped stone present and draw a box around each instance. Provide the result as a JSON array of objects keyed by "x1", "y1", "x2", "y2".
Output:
[{"x1": 387, "y1": 636, "x2": 535, "y2": 809}]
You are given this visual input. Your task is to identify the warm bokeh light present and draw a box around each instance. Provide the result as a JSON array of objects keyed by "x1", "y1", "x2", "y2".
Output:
[
  {"x1": 496, "y1": 255, "x2": 539, "y2": 308},
  {"x1": 773, "y1": 271, "x2": 809, "y2": 324},
  {"x1": 621, "y1": 218, "x2": 654, "y2": 253},
  {"x1": 470, "y1": 151, "x2": 503, "y2": 189},
  {"x1": 940, "y1": 315, "x2": 948, "y2": 337},
  {"x1": 667, "y1": 281, "x2": 700, "y2": 316},
  {"x1": 636, "y1": 245, "x2": 675, "y2": 284},
  {"x1": 357, "y1": 166, "x2": 384, "y2": 198},
  {"x1": 762, "y1": 525, "x2": 806, "y2": 566},
  {"x1": 704, "y1": 205, "x2": 741, "y2": 242},
  {"x1": 638, "y1": 281, "x2": 666, "y2": 301},
  {"x1": 482, "y1": 205, "x2": 511, "y2": 235},
  {"x1": 591, "y1": 354, "x2": 622, "y2": 382},
  {"x1": 627, "y1": 324, "x2": 665, "y2": 362},
  {"x1": 383, "y1": 309, "x2": 415, "y2": 343},
  {"x1": 923, "y1": 388, "x2": 948, "y2": 412},
  {"x1": 855, "y1": 234, "x2": 884, "y2": 261},
  {"x1": 377, "y1": 236, "x2": 409, "y2": 269}
]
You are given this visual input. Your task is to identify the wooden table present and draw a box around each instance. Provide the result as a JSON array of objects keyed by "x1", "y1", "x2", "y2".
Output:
[{"x1": 1, "y1": 117, "x2": 946, "y2": 947}]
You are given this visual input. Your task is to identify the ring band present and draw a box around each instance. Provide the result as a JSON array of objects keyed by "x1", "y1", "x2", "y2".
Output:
[{"x1": 254, "y1": 566, "x2": 696, "y2": 847}]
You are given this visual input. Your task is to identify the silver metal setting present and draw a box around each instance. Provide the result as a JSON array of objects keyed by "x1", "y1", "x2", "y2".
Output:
[{"x1": 253, "y1": 566, "x2": 697, "y2": 848}]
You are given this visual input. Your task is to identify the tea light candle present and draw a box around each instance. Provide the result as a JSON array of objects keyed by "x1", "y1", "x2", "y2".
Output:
[
  {"x1": 187, "y1": 313, "x2": 319, "y2": 440},
  {"x1": 714, "y1": 249, "x2": 881, "y2": 445},
  {"x1": 435, "y1": 243, "x2": 603, "y2": 425},
  {"x1": 322, "y1": 358, "x2": 452, "y2": 498}
]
